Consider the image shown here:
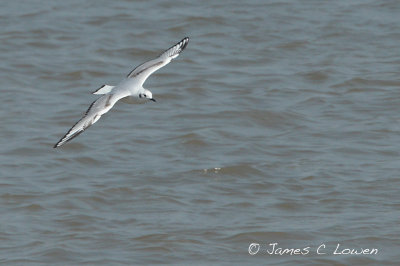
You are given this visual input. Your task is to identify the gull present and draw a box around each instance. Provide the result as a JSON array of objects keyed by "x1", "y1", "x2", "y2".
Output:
[{"x1": 54, "y1": 37, "x2": 189, "y2": 148}]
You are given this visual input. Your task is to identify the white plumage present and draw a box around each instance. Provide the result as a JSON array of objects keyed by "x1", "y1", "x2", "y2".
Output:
[{"x1": 54, "y1": 37, "x2": 189, "y2": 148}]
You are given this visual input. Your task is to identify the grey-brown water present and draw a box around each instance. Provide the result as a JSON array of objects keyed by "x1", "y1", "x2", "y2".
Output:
[{"x1": 1, "y1": 0, "x2": 400, "y2": 265}]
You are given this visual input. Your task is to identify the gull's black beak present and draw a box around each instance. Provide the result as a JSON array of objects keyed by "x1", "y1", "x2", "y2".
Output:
[{"x1": 150, "y1": 98, "x2": 156, "y2": 102}]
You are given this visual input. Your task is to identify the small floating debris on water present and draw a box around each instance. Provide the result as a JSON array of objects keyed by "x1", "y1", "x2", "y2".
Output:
[{"x1": 203, "y1": 167, "x2": 221, "y2": 174}]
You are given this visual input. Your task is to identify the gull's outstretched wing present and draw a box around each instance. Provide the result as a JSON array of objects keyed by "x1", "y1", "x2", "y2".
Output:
[
  {"x1": 54, "y1": 92, "x2": 128, "y2": 148},
  {"x1": 126, "y1": 37, "x2": 189, "y2": 87}
]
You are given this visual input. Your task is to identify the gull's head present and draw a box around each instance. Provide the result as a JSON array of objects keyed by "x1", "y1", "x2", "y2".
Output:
[{"x1": 140, "y1": 89, "x2": 156, "y2": 102}]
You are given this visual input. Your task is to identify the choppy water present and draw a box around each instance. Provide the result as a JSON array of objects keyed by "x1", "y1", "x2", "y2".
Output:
[{"x1": 1, "y1": 0, "x2": 400, "y2": 265}]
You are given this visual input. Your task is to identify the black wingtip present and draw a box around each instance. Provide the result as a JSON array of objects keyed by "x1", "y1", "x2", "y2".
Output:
[
  {"x1": 53, "y1": 140, "x2": 62, "y2": 148},
  {"x1": 181, "y1": 37, "x2": 189, "y2": 50}
]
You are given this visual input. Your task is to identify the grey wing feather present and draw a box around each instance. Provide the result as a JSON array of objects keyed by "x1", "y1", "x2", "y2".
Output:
[
  {"x1": 54, "y1": 93, "x2": 125, "y2": 148},
  {"x1": 126, "y1": 37, "x2": 189, "y2": 86}
]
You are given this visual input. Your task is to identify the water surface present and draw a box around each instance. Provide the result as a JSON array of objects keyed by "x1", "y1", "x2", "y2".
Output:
[{"x1": 1, "y1": 0, "x2": 400, "y2": 265}]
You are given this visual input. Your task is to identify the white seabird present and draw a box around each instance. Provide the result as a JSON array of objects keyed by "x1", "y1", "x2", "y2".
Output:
[{"x1": 54, "y1": 37, "x2": 189, "y2": 148}]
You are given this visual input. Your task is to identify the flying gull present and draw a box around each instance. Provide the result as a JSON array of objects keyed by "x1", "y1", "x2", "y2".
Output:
[{"x1": 54, "y1": 37, "x2": 189, "y2": 148}]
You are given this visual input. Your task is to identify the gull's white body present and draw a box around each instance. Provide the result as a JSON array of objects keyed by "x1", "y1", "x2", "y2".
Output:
[{"x1": 54, "y1": 37, "x2": 189, "y2": 148}]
